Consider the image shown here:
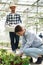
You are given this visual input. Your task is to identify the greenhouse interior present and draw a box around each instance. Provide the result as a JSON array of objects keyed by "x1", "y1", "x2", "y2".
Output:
[{"x1": 0, "y1": 0, "x2": 43, "y2": 65}]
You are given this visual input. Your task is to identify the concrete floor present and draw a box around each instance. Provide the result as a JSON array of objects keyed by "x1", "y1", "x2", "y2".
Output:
[
  {"x1": 30, "y1": 59, "x2": 43, "y2": 65},
  {"x1": 30, "y1": 62, "x2": 43, "y2": 65}
]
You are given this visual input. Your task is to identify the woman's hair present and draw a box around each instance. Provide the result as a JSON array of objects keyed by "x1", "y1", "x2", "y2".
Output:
[{"x1": 15, "y1": 25, "x2": 23, "y2": 33}]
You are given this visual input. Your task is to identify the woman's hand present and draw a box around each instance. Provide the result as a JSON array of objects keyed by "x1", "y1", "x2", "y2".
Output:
[{"x1": 16, "y1": 53, "x2": 23, "y2": 57}]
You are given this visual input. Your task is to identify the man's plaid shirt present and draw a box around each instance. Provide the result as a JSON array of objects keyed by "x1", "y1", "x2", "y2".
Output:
[{"x1": 6, "y1": 13, "x2": 22, "y2": 25}]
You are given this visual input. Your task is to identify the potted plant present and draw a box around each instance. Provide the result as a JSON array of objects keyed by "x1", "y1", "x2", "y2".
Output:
[
  {"x1": 22, "y1": 57, "x2": 30, "y2": 65},
  {"x1": 0, "y1": 58, "x2": 3, "y2": 64},
  {"x1": 14, "y1": 56, "x2": 22, "y2": 65},
  {"x1": 14, "y1": 56, "x2": 30, "y2": 65},
  {"x1": 0, "y1": 49, "x2": 15, "y2": 65},
  {"x1": 9, "y1": 56, "x2": 22, "y2": 65}
]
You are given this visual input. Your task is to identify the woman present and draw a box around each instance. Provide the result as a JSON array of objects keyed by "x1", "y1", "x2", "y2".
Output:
[{"x1": 15, "y1": 25, "x2": 43, "y2": 64}]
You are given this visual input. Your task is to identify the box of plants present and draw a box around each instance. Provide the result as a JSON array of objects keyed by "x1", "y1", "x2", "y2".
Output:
[{"x1": 0, "y1": 49, "x2": 30, "y2": 65}]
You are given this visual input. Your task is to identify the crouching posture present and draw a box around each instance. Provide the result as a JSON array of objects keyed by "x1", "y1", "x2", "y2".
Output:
[{"x1": 15, "y1": 25, "x2": 43, "y2": 64}]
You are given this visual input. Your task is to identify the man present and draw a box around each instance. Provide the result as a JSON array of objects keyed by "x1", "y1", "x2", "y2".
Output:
[
  {"x1": 5, "y1": 4, "x2": 22, "y2": 52},
  {"x1": 15, "y1": 25, "x2": 43, "y2": 64}
]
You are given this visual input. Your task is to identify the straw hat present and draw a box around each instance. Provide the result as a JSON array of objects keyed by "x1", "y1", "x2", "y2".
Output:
[{"x1": 9, "y1": 3, "x2": 16, "y2": 9}]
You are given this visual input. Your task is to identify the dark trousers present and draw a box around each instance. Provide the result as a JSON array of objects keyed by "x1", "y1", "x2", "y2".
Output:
[{"x1": 9, "y1": 32, "x2": 19, "y2": 51}]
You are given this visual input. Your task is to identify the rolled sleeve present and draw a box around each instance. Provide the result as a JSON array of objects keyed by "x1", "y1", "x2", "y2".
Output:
[{"x1": 19, "y1": 15, "x2": 22, "y2": 23}]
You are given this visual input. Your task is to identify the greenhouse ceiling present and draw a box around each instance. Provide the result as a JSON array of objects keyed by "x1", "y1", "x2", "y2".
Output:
[{"x1": 0, "y1": 0, "x2": 43, "y2": 19}]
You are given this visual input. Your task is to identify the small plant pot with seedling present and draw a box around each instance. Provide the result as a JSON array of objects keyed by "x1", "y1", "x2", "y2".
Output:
[
  {"x1": 22, "y1": 57, "x2": 30, "y2": 65},
  {"x1": 14, "y1": 56, "x2": 22, "y2": 65}
]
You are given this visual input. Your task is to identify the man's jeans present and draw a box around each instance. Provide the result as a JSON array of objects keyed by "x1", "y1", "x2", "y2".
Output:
[
  {"x1": 23, "y1": 45, "x2": 43, "y2": 58},
  {"x1": 9, "y1": 32, "x2": 19, "y2": 51}
]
